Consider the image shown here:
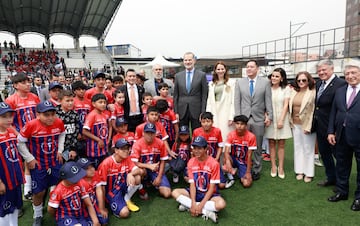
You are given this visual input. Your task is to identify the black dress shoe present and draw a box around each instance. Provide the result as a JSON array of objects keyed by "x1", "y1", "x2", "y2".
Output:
[
  {"x1": 252, "y1": 172, "x2": 260, "y2": 181},
  {"x1": 328, "y1": 193, "x2": 348, "y2": 202},
  {"x1": 351, "y1": 199, "x2": 360, "y2": 211},
  {"x1": 317, "y1": 180, "x2": 336, "y2": 187}
]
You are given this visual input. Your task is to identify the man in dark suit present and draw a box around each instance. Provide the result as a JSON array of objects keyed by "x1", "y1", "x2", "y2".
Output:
[
  {"x1": 174, "y1": 52, "x2": 208, "y2": 131},
  {"x1": 30, "y1": 75, "x2": 45, "y2": 97},
  {"x1": 327, "y1": 60, "x2": 360, "y2": 211},
  {"x1": 314, "y1": 60, "x2": 346, "y2": 187},
  {"x1": 119, "y1": 69, "x2": 145, "y2": 132}
]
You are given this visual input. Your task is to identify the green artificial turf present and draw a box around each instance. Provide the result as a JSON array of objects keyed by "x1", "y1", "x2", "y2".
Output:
[{"x1": 19, "y1": 139, "x2": 360, "y2": 225}]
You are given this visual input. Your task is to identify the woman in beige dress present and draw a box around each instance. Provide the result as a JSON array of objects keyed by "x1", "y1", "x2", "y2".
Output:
[
  {"x1": 289, "y1": 71, "x2": 316, "y2": 183},
  {"x1": 264, "y1": 68, "x2": 292, "y2": 179}
]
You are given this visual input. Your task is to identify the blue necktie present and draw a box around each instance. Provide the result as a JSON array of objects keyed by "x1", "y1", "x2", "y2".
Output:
[
  {"x1": 186, "y1": 71, "x2": 191, "y2": 93},
  {"x1": 317, "y1": 81, "x2": 326, "y2": 100},
  {"x1": 250, "y1": 80, "x2": 254, "y2": 96}
]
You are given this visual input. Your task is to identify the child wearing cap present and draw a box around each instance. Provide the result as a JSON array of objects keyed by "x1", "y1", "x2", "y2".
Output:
[
  {"x1": 82, "y1": 93, "x2": 111, "y2": 168},
  {"x1": 56, "y1": 90, "x2": 80, "y2": 161},
  {"x1": 112, "y1": 117, "x2": 135, "y2": 147},
  {"x1": 171, "y1": 136, "x2": 226, "y2": 224},
  {"x1": 192, "y1": 112, "x2": 227, "y2": 189},
  {"x1": 0, "y1": 103, "x2": 25, "y2": 226},
  {"x1": 170, "y1": 125, "x2": 191, "y2": 183},
  {"x1": 131, "y1": 123, "x2": 171, "y2": 199},
  {"x1": 48, "y1": 161, "x2": 100, "y2": 226},
  {"x1": 97, "y1": 139, "x2": 142, "y2": 218},
  {"x1": 5, "y1": 72, "x2": 40, "y2": 200},
  {"x1": 17, "y1": 100, "x2": 66, "y2": 226},
  {"x1": 48, "y1": 82, "x2": 64, "y2": 106},
  {"x1": 223, "y1": 115, "x2": 256, "y2": 188},
  {"x1": 77, "y1": 158, "x2": 108, "y2": 225}
]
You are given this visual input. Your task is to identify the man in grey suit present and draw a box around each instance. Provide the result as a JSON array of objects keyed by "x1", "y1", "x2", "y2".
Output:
[
  {"x1": 234, "y1": 60, "x2": 273, "y2": 180},
  {"x1": 40, "y1": 73, "x2": 59, "y2": 101},
  {"x1": 174, "y1": 52, "x2": 208, "y2": 131},
  {"x1": 143, "y1": 64, "x2": 174, "y2": 96}
]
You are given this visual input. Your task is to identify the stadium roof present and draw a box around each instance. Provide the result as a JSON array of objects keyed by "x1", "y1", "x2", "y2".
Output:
[{"x1": 0, "y1": 0, "x2": 123, "y2": 40}]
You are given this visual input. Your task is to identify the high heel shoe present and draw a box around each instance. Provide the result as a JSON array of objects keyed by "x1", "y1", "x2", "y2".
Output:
[
  {"x1": 304, "y1": 176, "x2": 313, "y2": 183},
  {"x1": 296, "y1": 174, "x2": 304, "y2": 180},
  {"x1": 270, "y1": 167, "x2": 277, "y2": 177},
  {"x1": 278, "y1": 167, "x2": 285, "y2": 179}
]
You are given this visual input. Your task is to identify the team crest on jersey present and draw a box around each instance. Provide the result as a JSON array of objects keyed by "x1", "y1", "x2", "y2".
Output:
[
  {"x1": 41, "y1": 138, "x2": 56, "y2": 154},
  {"x1": 79, "y1": 112, "x2": 86, "y2": 123},
  {"x1": 3, "y1": 201, "x2": 11, "y2": 210},
  {"x1": 51, "y1": 193, "x2": 57, "y2": 200},
  {"x1": 69, "y1": 197, "x2": 81, "y2": 211},
  {"x1": 195, "y1": 172, "x2": 208, "y2": 193},
  {"x1": 64, "y1": 218, "x2": 73, "y2": 226},
  {"x1": 5, "y1": 143, "x2": 19, "y2": 163},
  {"x1": 22, "y1": 108, "x2": 34, "y2": 123},
  {"x1": 99, "y1": 126, "x2": 108, "y2": 139}
]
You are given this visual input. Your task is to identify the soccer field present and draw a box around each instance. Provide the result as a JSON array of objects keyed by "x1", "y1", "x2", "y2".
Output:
[{"x1": 19, "y1": 139, "x2": 360, "y2": 225}]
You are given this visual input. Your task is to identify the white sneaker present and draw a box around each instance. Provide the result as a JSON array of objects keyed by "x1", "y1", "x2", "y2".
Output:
[
  {"x1": 202, "y1": 210, "x2": 218, "y2": 223},
  {"x1": 314, "y1": 158, "x2": 323, "y2": 167},
  {"x1": 178, "y1": 204, "x2": 188, "y2": 212},
  {"x1": 225, "y1": 179, "x2": 235, "y2": 189},
  {"x1": 173, "y1": 174, "x2": 179, "y2": 183}
]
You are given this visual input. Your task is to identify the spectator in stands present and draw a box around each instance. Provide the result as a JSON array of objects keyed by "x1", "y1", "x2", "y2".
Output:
[{"x1": 144, "y1": 64, "x2": 174, "y2": 96}]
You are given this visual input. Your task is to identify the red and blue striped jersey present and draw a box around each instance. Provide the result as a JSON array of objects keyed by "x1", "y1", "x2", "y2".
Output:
[
  {"x1": 73, "y1": 97, "x2": 91, "y2": 126},
  {"x1": 80, "y1": 176, "x2": 101, "y2": 217},
  {"x1": 225, "y1": 130, "x2": 257, "y2": 164},
  {"x1": 83, "y1": 110, "x2": 110, "y2": 157},
  {"x1": 152, "y1": 97, "x2": 174, "y2": 110},
  {"x1": 84, "y1": 87, "x2": 114, "y2": 105},
  {"x1": 159, "y1": 109, "x2": 178, "y2": 142},
  {"x1": 0, "y1": 128, "x2": 24, "y2": 190},
  {"x1": 172, "y1": 141, "x2": 191, "y2": 163},
  {"x1": 192, "y1": 127, "x2": 224, "y2": 159},
  {"x1": 18, "y1": 118, "x2": 65, "y2": 170},
  {"x1": 5, "y1": 92, "x2": 40, "y2": 132},
  {"x1": 135, "y1": 121, "x2": 168, "y2": 141},
  {"x1": 97, "y1": 155, "x2": 137, "y2": 197},
  {"x1": 112, "y1": 132, "x2": 135, "y2": 148},
  {"x1": 110, "y1": 103, "x2": 124, "y2": 120},
  {"x1": 48, "y1": 180, "x2": 89, "y2": 221},
  {"x1": 130, "y1": 137, "x2": 169, "y2": 167},
  {"x1": 188, "y1": 156, "x2": 220, "y2": 194}
]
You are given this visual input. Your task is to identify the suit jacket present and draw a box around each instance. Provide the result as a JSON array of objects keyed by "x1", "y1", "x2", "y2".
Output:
[
  {"x1": 173, "y1": 69, "x2": 208, "y2": 119},
  {"x1": 313, "y1": 76, "x2": 346, "y2": 135},
  {"x1": 234, "y1": 76, "x2": 273, "y2": 122},
  {"x1": 119, "y1": 83, "x2": 145, "y2": 119},
  {"x1": 30, "y1": 85, "x2": 45, "y2": 97},
  {"x1": 143, "y1": 78, "x2": 174, "y2": 96},
  {"x1": 289, "y1": 88, "x2": 316, "y2": 132},
  {"x1": 39, "y1": 86, "x2": 50, "y2": 102},
  {"x1": 328, "y1": 85, "x2": 360, "y2": 146}
]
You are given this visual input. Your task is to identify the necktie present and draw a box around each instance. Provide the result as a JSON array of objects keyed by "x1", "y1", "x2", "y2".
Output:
[
  {"x1": 347, "y1": 86, "x2": 357, "y2": 108},
  {"x1": 37, "y1": 87, "x2": 41, "y2": 96},
  {"x1": 317, "y1": 81, "x2": 326, "y2": 100},
  {"x1": 186, "y1": 71, "x2": 191, "y2": 93},
  {"x1": 250, "y1": 80, "x2": 254, "y2": 96},
  {"x1": 130, "y1": 85, "x2": 137, "y2": 113}
]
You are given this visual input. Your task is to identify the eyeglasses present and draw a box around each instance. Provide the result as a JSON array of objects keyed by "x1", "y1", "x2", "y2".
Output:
[{"x1": 297, "y1": 79, "x2": 308, "y2": 83}]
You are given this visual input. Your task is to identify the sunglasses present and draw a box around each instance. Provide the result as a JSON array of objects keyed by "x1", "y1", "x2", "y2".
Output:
[{"x1": 297, "y1": 79, "x2": 308, "y2": 83}]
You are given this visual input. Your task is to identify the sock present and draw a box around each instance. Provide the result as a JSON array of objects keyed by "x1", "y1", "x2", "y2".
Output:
[
  {"x1": 0, "y1": 212, "x2": 9, "y2": 226},
  {"x1": 227, "y1": 173, "x2": 234, "y2": 180},
  {"x1": 9, "y1": 209, "x2": 18, "y2": 226},
  {"x1": 124, "y1": 184, "x2": 141, "y2": 201},
  {"x1": 203, "y1": 200, "x2": 217, "y2": 212},
  {"x1": 176, "y1": 195, "x2": 192, "y2": 209},
  {"x1": 24, "y1": 175, "x2": 32, "y2": 195},
  {"x1": 33, "y1": 203, "x2": 43, "y2": 218}
]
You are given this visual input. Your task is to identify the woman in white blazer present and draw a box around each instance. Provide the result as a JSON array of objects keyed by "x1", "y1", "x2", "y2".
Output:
[{"x1": 206, "y1": 61, "x2": 235, "y2": 141}]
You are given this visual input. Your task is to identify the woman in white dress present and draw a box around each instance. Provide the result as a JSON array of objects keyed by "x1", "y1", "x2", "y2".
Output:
[
  {"x1": 206, "y1": 61, "x2": 235, "y2": 141},
  {"x1": 264, "y1": 68, "x2": 292, "y2": 179}
]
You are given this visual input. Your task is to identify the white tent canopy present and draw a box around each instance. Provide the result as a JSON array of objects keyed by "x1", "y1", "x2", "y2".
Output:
[{"x1": 141, "y1": 54, "x2": 180, "y2": 68}]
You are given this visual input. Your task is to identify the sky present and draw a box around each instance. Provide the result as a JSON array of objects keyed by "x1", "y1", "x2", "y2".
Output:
[{"x1": 0, "y1": 0, "x2": 347, "y2": 58}]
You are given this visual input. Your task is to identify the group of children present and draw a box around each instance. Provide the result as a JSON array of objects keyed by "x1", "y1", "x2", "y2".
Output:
[{"x1": 0, "y1": 71, "x2": 259, "y2": 225}]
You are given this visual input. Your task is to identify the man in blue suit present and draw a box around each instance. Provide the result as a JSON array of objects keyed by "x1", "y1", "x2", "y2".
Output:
[
  {"x1": 327, "y1": 60, "x2": 360, "y2": 211},
  {"x1": 313, "y1": 60, "x2": 346, "y2": 187}
]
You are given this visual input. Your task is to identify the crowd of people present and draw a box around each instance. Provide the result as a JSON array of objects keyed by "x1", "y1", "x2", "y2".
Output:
[{"x1": 0, "y1": 48, "x2": 360, "y2": 226}]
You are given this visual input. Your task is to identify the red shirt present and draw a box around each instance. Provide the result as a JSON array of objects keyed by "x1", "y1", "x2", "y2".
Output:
[
  {"x1": 84, "y1": 87, "x2": 113, "y2": 104},
  {"x1": 192, "y1": 127, "x2": 224, "y2": 158},
  {"x1": 111, "y1": 103, "x2": 124, "y2": 120},
  {"x1": 130, "y1": 137, "x2": 168, "y2": 167},
  {"x1": 225, "y1": 130, "x2": 257, "y2": 164},
  {"x1": 112, "y1": 132, "x2": 135, "y2": 147},
  {"x1": 73, "y1": 97, "x2": 91, "y2": 126},
  {"x1": 172, "y1": 141, "x2": 191, "y2": 162},
  {"x1": 80, "y1": 176, "x2": 101, "y2": 217},
  {"x1": 135, "y1": 121, "x2": 168, "y2": 141},
  {"x1": 159, "y1": 109, "x2": 178, "y2": 142}
]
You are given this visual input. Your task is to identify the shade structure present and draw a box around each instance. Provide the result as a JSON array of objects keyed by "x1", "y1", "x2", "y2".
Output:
[{"x1": 141, "y1": 54, "x2": 180, "y2": 68}]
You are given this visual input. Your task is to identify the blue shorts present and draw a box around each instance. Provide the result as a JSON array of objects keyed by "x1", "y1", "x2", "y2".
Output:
[
  {"x1": 145, "y1": 169, "x2": 171, "y2": 188},
  {"x1": 231, "y1": 157, "x2": 247, "y2": 178},
  {"x1": 220, "y1": 167, "x2": 227, "y2": 183},
  {"x1": 30, "y1": 167, "x2": 60, "y2": 194},
  {"x1": 106, "y1": 188, "x2": 126, "y2": 216},
  {"x1": 86, "y1": 213, "x2": 109, "y2": 225},
  {"x1": 57, "y1": 216, "x2": 88, "y2": 226},
  {"x1": 0, "y1": 186, "x2": 23, "y2": 217},
  {"x1": 185, "y1": 188, "x2": 220, "y2": 202}
]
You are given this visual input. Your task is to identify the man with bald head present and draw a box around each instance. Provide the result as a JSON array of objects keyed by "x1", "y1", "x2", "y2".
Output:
[{"x1": 143, "y1": 64, "x2": 174, "y2": 96}]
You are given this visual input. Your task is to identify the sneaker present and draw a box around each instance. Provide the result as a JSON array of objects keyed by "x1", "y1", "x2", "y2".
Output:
[
  {"x1": 202, "y1": 210, "x2": 218, "y2": 223},
  {"x1": 225, "y1": 179, "x2": 235, "y2": 189},
  {"x1": 178, "y1": 204, "x2": 188, "y2": 212},
  {"x1": 173, "y1": 174, "x2": 179, "y2": 183},
  {"x1": 32, "y1": 216, "x2": 42, "y2": 226},
  {"x1": 314, "y1": 158, "x2": 323, "y2": 167},
  {"x1": 139, "y1": 188, "x2": 149, "y2": 200},
  {"x1": 23, "y1": 191, "x2": 32, "y2": 201},
  {"x1": 126, "y1": 200, "x2": 140, "y2": 212}
]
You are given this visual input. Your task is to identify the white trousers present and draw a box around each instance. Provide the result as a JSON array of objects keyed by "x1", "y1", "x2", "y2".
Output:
[{"x1": 292, "y1": 124, "x2": 316, "y2": 177}]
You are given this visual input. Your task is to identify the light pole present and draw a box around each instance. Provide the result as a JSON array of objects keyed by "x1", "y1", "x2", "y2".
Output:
[{"x1": 289, "y1": 21, "x2": 306, "y2": 63}]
